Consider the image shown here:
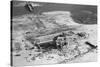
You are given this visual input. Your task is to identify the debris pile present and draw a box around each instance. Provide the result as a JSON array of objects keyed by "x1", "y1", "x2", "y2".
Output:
[{"x1": 12, "y1": 30, "x2": 97, "y2": 63}]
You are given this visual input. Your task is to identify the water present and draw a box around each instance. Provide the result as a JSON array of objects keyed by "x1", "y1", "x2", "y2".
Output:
[
  {"x1": 11, "y1": 1, "x2": 97, "y2": 24},
  {"x1": 12, "y1": 1, "x2": 97, "y2": 17}
]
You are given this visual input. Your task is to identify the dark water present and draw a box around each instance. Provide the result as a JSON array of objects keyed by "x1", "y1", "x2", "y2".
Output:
[
  {"x1": 12, "y1": 1, "x2": 97, "y2": 16},
  {"x1": 11, "y1": 1, "x2": 97, "y2": 24}
]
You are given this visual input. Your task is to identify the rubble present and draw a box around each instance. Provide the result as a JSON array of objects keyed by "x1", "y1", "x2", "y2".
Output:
[{"x1": 12, "y1": 11, "x2": 97, "y2": 66}]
